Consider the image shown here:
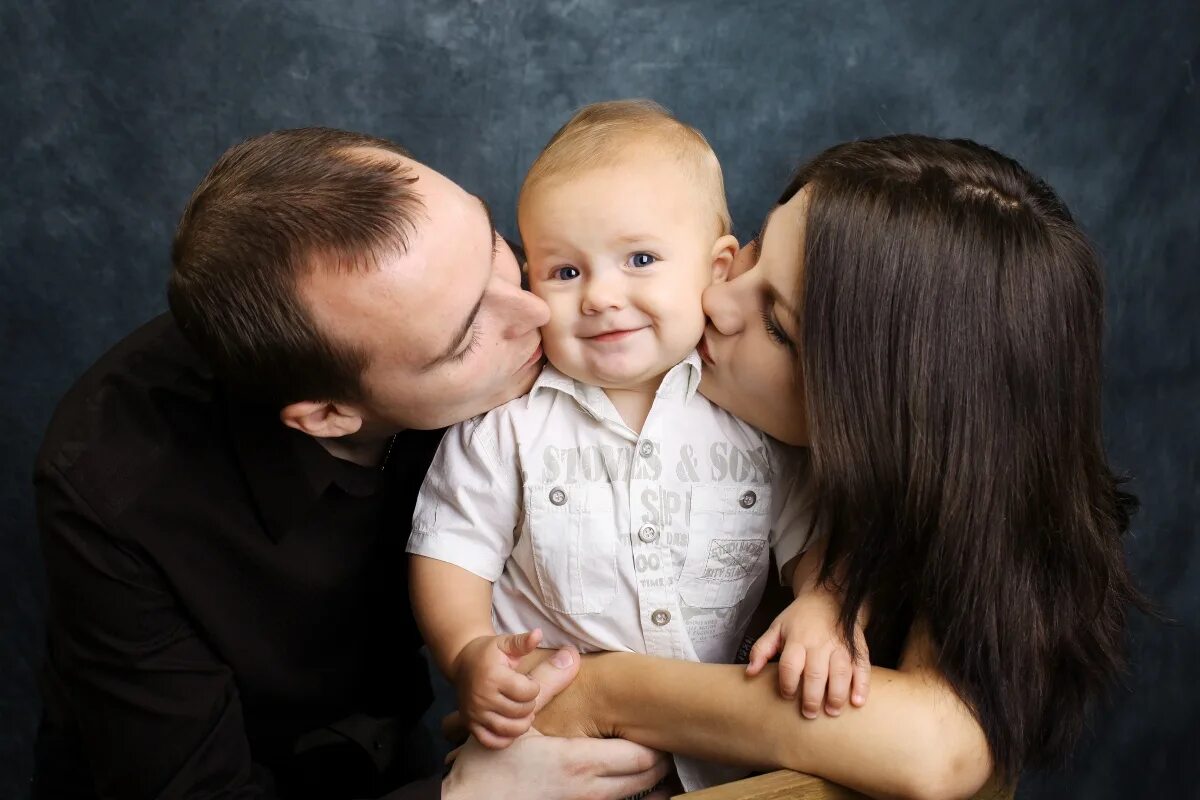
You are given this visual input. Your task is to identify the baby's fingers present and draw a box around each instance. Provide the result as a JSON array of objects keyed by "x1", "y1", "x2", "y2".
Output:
[
  {"x1": 497, "y1": 629, "x2": 543, "y2": 662},
  {"x1": 483, "y1": 710, "x2": 535, "y2": 740},
  {"x1": 824, "y1": 648, "x2": 852, "y2": 716},
  {"x1": 851, "y1": 631, "x2": 871, "y2": 707},
  {"x1": 776, "y1": 639, "x2": 807, "y2": 701},
  {"x1": 485, "y1": 690, "x2": 538, "y2": 720},
  {"x1": 746, "y1": 624, "x2": 782, "y2": 676},
  {"x1": 472, "y1": 710, "x2": 535, "y2": 748},
  {"x1": 469, "y1": 720, "x2": 517, "y2": 750},
  {"x1": 497, "y1": 669, "x2": 541, "y2": 705},
  {"x1": 800, "y1": 651, "x2": 828, "y2": 719}
]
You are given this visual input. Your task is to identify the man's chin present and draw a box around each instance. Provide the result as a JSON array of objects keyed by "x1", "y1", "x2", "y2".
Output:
[
  {"x1": 513, "y1": 368, "x2": 540, "y2": 397},
  {"x1": 481, "y1": 370, "x2": 540, "y2": 415}
]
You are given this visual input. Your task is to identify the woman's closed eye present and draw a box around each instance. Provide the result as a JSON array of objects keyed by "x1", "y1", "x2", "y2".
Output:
[{"x1": 760, "y1": 309, "x2": 794, "y2": 349}]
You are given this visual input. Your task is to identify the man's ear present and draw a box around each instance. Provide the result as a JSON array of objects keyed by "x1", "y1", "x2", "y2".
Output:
[
  {"x1": 710, "y1": 234, "x2": 739, "y2": 284},
  {"x1": 279, "y1": 401, "x2": 364, "y2": 439}
]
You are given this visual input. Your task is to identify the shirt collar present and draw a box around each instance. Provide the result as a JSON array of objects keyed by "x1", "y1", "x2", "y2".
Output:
[
  {"x1": 228, "y1": 397, "x2": 385, "y2": 542},
  {"x1": 659, "y1": 349, "x2": 703, "y2": 402},
  {"x1": 530, "y1": 350, "x2": 704, "y2": 419}
]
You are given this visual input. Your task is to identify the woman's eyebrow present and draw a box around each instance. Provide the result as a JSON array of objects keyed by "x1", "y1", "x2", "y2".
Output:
[
  {"x1": 756, "y1": 205, "x2": 802, "y2": 323},
  {"x1": 751, "y1": 206, "x2": 781, "y2": 260},
  {"x1": 770, "y1": 284, "x2": 800, "y2": 326}
]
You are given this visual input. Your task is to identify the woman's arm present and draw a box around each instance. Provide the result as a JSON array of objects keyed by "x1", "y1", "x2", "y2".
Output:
[{"x1": 535, "y1": 627, "x2": 992, "y2": 800}]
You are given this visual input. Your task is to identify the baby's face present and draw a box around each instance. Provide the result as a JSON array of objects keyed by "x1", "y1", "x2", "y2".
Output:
[{"x1": 520, "y1": 152, "x2": 722, "y2": 392}]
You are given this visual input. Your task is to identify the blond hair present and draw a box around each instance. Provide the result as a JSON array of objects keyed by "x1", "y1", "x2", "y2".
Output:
[{"x1": 519, "y1": 99, "x2": 731, "y2": 235}]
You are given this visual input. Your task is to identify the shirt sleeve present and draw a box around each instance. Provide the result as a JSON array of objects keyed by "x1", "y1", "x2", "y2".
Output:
[
  {"x1": 35, "y1": 462, "x2": 277, "y2": 800},
  {"x1": 767, "y1": 444, "x2": 817, "y2": 583},
  {"x1": 381, "y1": 775, "x2": 444, "y2": 800},
  {"x1": 407, "y1": 410, "x2": 521, "y2": 581}
]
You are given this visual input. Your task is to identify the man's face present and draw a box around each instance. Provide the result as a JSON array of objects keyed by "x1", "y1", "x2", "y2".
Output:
[
  {"x1": 301, "y1": 154, "x2": 549, "y2": 431},
  {"x1": 520, "y1": 151, "x2": 718, "y2": 392}
]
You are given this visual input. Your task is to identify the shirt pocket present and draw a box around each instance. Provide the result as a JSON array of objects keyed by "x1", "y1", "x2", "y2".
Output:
[
  {"x1": 677, "y1": 482, "x2": 772, "y2": 609},
  {"x1": 524, "y1": 482, "x2": 617, "y2": 615}
]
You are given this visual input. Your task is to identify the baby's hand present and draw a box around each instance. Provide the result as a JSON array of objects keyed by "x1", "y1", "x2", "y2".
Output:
[
  {"x1": 745, "y1": 591, "x2": 869, "y2": 719},
  {"x1": 453, "y1": 629, "x2": 544, "y2": 749}
]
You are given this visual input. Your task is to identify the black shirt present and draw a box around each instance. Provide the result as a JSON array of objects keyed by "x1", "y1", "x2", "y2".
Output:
[{"x1": 32, "y1": 314, "x2": 445, "y2": 800}]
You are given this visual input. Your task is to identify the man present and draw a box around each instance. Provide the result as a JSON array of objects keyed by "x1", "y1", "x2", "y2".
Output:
[{"x1": 32, "y1": 128, "x2": 668, "y2": 800}]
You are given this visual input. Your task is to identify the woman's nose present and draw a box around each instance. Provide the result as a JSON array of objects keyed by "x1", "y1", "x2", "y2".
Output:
[
  {"x1": 726, "y1": 240, "x2": 756, "y2": 281},
  {"x1": 702, "y1": 278, "x2": 744, "y2": 336}
]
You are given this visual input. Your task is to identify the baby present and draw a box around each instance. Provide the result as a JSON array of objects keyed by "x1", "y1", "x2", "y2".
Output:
[{"x1": 407, "y1": 100, "x2": 864, "y2": 791}]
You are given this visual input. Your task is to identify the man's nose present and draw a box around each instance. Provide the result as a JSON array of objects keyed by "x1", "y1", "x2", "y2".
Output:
[
  {"x1": 581, "y1": 271, "x2": 625, "y2": 314},
  {"x1": 701, "y1": 278, "x2": 744, "y2": 336},
  {"x1": 496, "y1": 278, "x2": 550, "y2": 339}
]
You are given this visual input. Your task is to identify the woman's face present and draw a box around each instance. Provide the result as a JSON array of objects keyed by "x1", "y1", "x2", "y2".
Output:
[{"x1": 697, "y1": 188, "x2": 809, "y2": 445}]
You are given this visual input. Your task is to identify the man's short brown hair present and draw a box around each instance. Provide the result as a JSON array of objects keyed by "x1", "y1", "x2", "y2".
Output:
[{"x1": 168, "y1": 127, "x2": 422, "y2": 407}]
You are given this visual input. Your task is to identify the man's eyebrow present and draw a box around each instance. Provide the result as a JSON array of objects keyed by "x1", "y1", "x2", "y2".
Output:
[
  {"x1": 420, "y1": 195, "x2": 495, "y2": 371},
  {"x1": 423, "y1": 293, "x2": 484, "y2": 371},
  {"x1": 475, "y1": 193, "x2": 496, "y2": 260}
]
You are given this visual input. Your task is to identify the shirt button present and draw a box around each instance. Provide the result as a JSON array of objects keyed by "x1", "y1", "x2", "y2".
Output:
[
  {"x1": 739, "y1": 490, "x2": 757, "y2": 509},
  {"x1": 638, "y1": 524, "x2": 659, "y2": 543},
  {"x1": 638, "y1": 440, "x2": 654, "y2": 458},
  {"x1": 651, "y1": 609, "x2": 671, "y2": 626},
  {"x1": 549, "y1": 487, "x2": 567, "y2": 506}
]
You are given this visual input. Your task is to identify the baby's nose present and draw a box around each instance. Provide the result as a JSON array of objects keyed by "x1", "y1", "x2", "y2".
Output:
[{"x1": 581, "y1": 274, "x2": 626, "y2": 313}]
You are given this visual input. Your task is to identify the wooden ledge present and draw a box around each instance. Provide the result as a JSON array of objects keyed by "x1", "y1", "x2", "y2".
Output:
[{"x1": 674, "y1": 769, "x2": 1014, "y2": 799}]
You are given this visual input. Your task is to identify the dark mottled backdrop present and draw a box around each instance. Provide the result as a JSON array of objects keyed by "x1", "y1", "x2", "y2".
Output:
[{"x1": 2, "y1": 1, "x2": 1196, "y2": 796}]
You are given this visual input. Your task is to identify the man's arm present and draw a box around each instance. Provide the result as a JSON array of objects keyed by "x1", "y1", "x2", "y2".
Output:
[
  {"x1": 383, "y1": 776, "x2": 444, "y2": 800},
  {"x1": 36, "y1": 463, "x2": 277, "y2": 799}
]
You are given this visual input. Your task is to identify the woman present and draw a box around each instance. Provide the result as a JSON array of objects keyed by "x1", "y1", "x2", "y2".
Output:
[{"x1": 534, "y1": 134, "x2": 1145, "y2": 799}]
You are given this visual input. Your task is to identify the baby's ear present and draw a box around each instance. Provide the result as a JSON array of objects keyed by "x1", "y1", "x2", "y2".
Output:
[{"x1": 710, "y1": 234, "x2": 739, "y2": 283}]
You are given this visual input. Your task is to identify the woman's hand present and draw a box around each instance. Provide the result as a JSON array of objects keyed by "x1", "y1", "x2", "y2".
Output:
[{"x1": 529, "y1": 651, "x2": 614, "y2": 740}]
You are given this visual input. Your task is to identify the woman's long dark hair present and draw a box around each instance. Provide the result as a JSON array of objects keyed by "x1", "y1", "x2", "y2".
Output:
[{"x1": 788, "y1": 135, "x2": 1145, "y2": 780}]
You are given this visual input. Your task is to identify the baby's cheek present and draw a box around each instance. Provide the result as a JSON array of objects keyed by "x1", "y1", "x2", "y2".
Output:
[
  {"x1": 542, "y1": 323, "x2": 584, "y2": 360},
  {"x1": 541, "y1": 311, "x2": 574, "y2": 340}
]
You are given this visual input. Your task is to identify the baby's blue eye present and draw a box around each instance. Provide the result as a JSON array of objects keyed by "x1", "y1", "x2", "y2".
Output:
[
  {"x1": 553, "y1": 266, "x2": 580, "y2": 281},
  {"x1": 628, "y1": 253, "x2": 657, "y2": 268}
]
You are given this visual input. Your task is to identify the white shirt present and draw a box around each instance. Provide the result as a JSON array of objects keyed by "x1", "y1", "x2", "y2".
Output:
[
  {"x1": 409, "y1": 353, "x2": 813, "y2": 789},
  {"x1": 410, "y1": 350, "x2": 812, "y2": 661}
]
